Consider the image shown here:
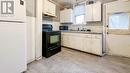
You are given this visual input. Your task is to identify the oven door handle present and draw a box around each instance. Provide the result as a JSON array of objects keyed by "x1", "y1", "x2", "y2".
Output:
[{"x1": 49, "y1": 46, "x2": 60, "y2": 51}]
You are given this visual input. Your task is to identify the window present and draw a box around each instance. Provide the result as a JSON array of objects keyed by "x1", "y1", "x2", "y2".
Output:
[
  {"x1": 109, "y1": 13, "x2": 129, "y2": 29},
  {"x1": 74, "y1": 4, "x2": 85, "y2": 24},
  {"x1": 76, "y1": 15, "x2": 85, "y2": 24}
]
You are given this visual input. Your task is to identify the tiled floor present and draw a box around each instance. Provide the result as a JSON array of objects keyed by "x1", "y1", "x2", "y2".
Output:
[{"x1": 25, "y1": 47, "x2": 130, "y2": 73}]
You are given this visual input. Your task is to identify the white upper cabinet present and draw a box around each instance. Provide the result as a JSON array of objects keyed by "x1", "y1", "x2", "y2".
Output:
[
  {"x1": 86, "y1": 2, "x2": 101, "y2": 22},
  {"x1": 60, "y1": 9, "x2": 73, "y2": 23},
  {"x1": 43, "y1": 0, "x2": 56, "y2": 17},
  {"x1": 86, "y1": 4, "x2": 93, "y2": 21},
  {"x1": 43, "y1": 0, "x2": 48, "y2": 14},
  {"x1": 93, "y1": 2, "x2": 101, "y2": 21}
]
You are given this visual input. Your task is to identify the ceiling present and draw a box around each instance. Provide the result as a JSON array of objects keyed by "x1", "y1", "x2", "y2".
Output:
[
  {"x1": 52, "y1": 0, "x2": 86, "y2": 8},
  {"x1": 52, "y1": 0, "x2": 117, "y2": 9},
  {"x1": 52, "y1": 0, "x2": 75, "y2": 5}
]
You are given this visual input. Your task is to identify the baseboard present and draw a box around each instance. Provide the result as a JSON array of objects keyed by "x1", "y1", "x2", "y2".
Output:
[{"x1": 35, "y1": 56, "x2": 42, "y2": 61}]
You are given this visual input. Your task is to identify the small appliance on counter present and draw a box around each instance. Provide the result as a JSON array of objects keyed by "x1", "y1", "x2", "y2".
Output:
[
  {"x1": 42, "y1": 24, "x2": 61, "y2": 58},
  {"x1": 59, "y1": 26, "x2": 69, "y2": 31}
]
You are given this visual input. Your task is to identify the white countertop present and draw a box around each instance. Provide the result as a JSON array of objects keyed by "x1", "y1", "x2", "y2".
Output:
[{"x1": 61, "y1": 30, "x2": 103, "y2": 34}]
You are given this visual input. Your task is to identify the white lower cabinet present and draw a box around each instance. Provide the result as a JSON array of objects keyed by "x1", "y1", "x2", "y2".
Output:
[
  {"x1": 91, "y1": 35, "x2": 102, "y2": 55},
  {"x1": 61, "y1": 32, "x2": 103, "y2": 56},
  {"x1": 61, "y1": 34, "x2": 70, "y2": 47},
  {"x1": 72, "y1": 36, "x2": 83, "y2": 51},
  {"x1": 61, "y1": 33, "x2": 83, "y2": 50},
  {"x1": 83, "y1": 35, "x2": 92, "y2": 53}
]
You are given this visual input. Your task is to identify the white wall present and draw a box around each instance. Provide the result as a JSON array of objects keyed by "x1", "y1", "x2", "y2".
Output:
[
  {"x1": 26, "y1": 0, "x2": 37, "y2": 63},
  {"x1": 52, "y1": 22, "x2": 61, "y2": 30},
  {"x1": 26, "y1": 16, "x2": 36, "y2": 63},
  {"x1": 26, "y1": 0, "x2": 36, "y2": 17},
  {"x1": 42, "y1": 19, "x2": 61, "y2": 30},
  {"x1": 26, "y1": 0, "x2": 43, "y2": 62},
  {"x1": 35, "y1": 0, "x2": 43, "y2": 60}
]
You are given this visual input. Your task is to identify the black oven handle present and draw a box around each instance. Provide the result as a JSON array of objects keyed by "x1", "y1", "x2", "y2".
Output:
[{"x1": 49, "y1": 46, "x2": 60, "y2": 51}]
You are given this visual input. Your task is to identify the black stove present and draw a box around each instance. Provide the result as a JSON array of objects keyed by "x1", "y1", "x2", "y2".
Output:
[{"x1": 42, "y1": 24, "x2": 61, "y2": 58}]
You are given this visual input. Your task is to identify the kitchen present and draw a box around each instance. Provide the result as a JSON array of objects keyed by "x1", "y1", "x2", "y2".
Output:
[{"x1": 0, "y1": 0, "x2": 130, "y2": 73}]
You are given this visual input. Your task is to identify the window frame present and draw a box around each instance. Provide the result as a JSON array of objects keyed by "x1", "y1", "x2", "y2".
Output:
[
  {"x1": 73, "y1": 3, "x2": 86, "y2": 25},
  {"x1": 107, "y1": 12, "x2": 130, "y2": 34}
]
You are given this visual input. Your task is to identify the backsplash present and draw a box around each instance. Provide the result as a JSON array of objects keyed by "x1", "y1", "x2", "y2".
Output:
[
  {"x1": 42, "y1": 19, "x2": 61, "y2": 31},
  {"x1": 43, "y1": 18, "x2": 103, "y2": 33},
  {"x1": 61, "y1": 21, "x2": 103, "y2": 33}
]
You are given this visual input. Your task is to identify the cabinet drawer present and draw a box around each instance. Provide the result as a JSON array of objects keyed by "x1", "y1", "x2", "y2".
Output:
[
  {"x1": 84, "y1": 34, "x2": 92, "y2": 38},
  {"x1": 91, "y1": 34, "x2": 102, "y2": 39}
]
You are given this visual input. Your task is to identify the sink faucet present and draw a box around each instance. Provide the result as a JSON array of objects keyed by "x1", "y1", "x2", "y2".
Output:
[
  {"x1": 81, "y1": 28, "x2": 86, "y2": 31},
  {"x1": 77, "y1": 27, "x2": 80, "y2": 31}
]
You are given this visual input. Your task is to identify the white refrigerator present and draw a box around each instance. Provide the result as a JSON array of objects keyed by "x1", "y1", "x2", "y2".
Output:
[{"x1": 0, "y1": 0, "x2": 27, "y2": 73}]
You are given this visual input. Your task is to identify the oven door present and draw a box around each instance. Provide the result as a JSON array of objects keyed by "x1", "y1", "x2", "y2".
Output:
[{"x1": 47, "y1": 31, "x2": 61, "y2": 49}]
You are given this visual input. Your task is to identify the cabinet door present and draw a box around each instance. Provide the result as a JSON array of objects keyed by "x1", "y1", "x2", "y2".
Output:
[
  {"x1": 60, "y1": 9, "x2": 73, "y2": 23},
  {"x1": 43, "y1": 0, "x2": 49, "y2": 14},
  {"x1": 66, "y1": 35, "x2": 74, "y2": 48},
  {"x1": 60, "y1": 10, "x2": 65, "y2": 22},
  {"x1": 62, "y1": 33, "x2": 83, "y2": 51},
  {"x1": 72, "y1": 36, "x2": 83, "y2": 51},
  {"x1": 65, "y1": 9, "x2": 73, "y2": 23},
  {"x1": 52, "y1": 3, "x2": 56, "y2": 16},
  {"x1": 27, "y1": 17, "x2": 35, "y2": 63},
  {"x1": 86, "y1": 4, "x2": 93, "y2": 22},
  {"x1": 91, "y1": 35, "x2": 102, "y2": 55},
  {"x1": 62, "y1": 34, "x2": 69, "y2": 47},
  {"x1": 62, "y1": 34, "x2": 73, "y2": 48},
  {"x1": 86, "y1": 2, "x2": 101, "y2": 22},
  {"x1": 60, "y1": 10, "x2": 68, "y2": 23},
  {"x1": 93, "y1": 2, "x2": 101, "y2": 21},
  {"x1": 43, "y1": 0, "x2": 56, "y2": 16},
  {"x1": 83, "y1": 35, "x2": 92, "y2": 53},
  {"x1": 48, "y1": 2, "x2": 56, "y2": 16}
]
